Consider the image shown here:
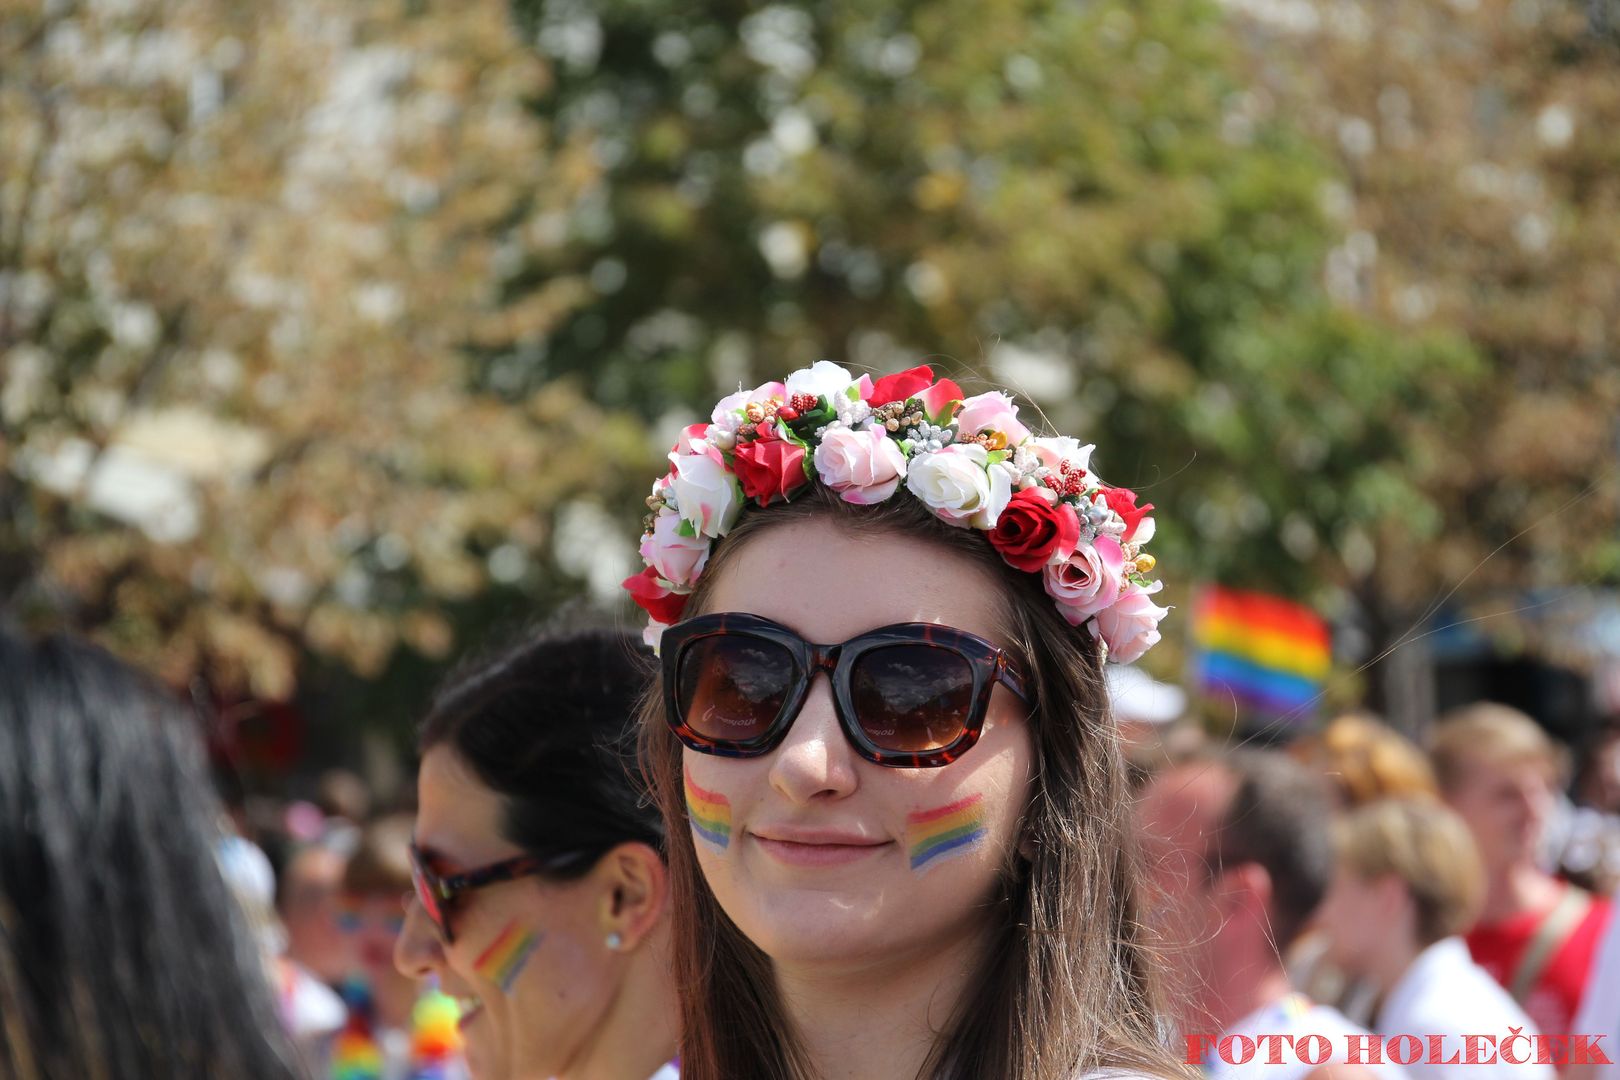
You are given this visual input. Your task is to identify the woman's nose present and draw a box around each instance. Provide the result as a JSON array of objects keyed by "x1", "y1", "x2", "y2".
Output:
[
  {"x1": 393, "y1": 893, "x2": 444, "y2": 979},
  {"x1": 767, "y1": 672, "x2": 859, "y2": 803}
]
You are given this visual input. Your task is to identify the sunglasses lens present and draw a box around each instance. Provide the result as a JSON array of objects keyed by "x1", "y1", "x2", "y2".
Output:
[
  {"x1": 409, "y1": 856, "x2": 445, "y2": 935},
  {"x1": 850, "y1": 645, "x2": 976, "y2": 753},
  {"x1": 676, "y1": 634, "x2": 796, "y2": 745}
]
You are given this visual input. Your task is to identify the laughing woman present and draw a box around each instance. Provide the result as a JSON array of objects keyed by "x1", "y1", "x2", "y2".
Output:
[
  {"x1": 626, "y1": 363, "x2": 1187, "y2": 1080},
  {"x1": 394, "y1": 628, "x2": 678, "y2": 1080}
]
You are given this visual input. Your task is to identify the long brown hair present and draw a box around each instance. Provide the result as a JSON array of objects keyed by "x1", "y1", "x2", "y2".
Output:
[{"x1": 639, "y1": 485, "x2": 1188, "y2": 1080}]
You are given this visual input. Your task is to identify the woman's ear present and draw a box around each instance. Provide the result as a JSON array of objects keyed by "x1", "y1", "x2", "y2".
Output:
[{"x1": 596, "y1": 842, "x2": 668, "y2": 952}]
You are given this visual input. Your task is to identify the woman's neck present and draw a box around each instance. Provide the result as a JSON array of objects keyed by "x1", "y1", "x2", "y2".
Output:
[
  {"x1": 558, "y1": 937, "x2": 681, "y2": 1080},
  {"x1": 774, "y1": 929, "x2": 991, "y2": 1080}
]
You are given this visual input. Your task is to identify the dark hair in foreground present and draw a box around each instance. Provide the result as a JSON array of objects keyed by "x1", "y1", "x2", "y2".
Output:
[
  {"x1": 419, "y1": 625, "x2": 663, "y2": 874},
  {"x1": 639, "y1": 486, "x2": 1188, "y2": 1080},
  {"x1": 0, "y1": 629, "x2": 299, "y2": 1080}
]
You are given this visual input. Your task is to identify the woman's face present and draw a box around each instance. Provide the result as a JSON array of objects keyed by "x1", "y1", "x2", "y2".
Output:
[
  {"x1": 685, "y1": 519, "x2": 1036, "y2": 970},
  {"x1": 395, "y1": 747, "x2": 621, "y2": 1080}
]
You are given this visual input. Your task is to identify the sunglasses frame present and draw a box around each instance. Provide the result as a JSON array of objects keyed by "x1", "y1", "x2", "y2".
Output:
[
  {"x1": 409, "y1": 845, "x2": 590, "y2": 944},
  {"x1": 661, "y1": 612, "x2": 1032, "y2": 769}
]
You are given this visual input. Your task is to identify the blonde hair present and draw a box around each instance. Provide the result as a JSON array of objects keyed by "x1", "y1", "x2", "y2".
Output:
[
  {"x1": 1428, "y1": 702, "x2": 1558, "y2": 794},
  {"x1": 1293, "y1": 713, "x2": 1437, "y2": 807},
  {"x1": 1336, "y1": 798, "x2": 1484, "y2": 945}
]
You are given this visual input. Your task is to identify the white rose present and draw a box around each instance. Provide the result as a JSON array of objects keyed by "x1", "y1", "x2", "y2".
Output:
[
  {"x1": 905, "y1": 443, "x2": 1012, "y2": 529},
  {"x1": 670, "y1": 449, "x2": 742, "y2": 539},
  {"x1": 814, "y1": 426, "x2": 908, "y2": 504},
  {"x1": 784, "y1": 360, "x2": 857, "y2": 403},
  {"x1": 1031, "y1": 435, "x2": 1095, "y2": 475}
]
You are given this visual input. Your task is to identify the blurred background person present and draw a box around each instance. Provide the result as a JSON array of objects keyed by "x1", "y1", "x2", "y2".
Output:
[
  {"x1": 1287, "y1": 712, "x2": 1441, "y2": 1022},
  {"x1": 1136, "y1": 748, "x2": 1401, "y2": 1079},
  {"x1": 1317, "y1": 798, "x2": 1552, "y2": 1079},
  {"x1": 395, "y1": 627, "x2": 678, "y2": 1080},
  {"x1": 0, "y1": 627, "x2": 302, "y2": 1080},
  {"x1": 282, "y1": 838, "x2": 356, "y2": 988},
  {"x1": 333, "y1": 814, "x2": 466, "y2": 1080},
  {"x1": 1432, "y1": 703, "x2": 1614, "y2": 1036},
  {"x1": 1291, "y1": 713, "x2": 1439, "y2": 812}
]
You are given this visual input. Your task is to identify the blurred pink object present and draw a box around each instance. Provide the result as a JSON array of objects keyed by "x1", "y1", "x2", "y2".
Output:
[{"x1": 284, "y1": 800, "x2": 326, "y2": 843}]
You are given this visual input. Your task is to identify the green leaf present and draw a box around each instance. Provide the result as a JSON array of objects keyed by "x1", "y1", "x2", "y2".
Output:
[{"x1": 675, "y1": 518, "x2": 697, "y2": 538}]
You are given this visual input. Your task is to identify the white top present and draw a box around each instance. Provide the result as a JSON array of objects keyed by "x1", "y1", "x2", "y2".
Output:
[
  {"x1": 1204, "y1": 994, "x2": 1409, "y2": 1080},
  {"x1": 1376, "y1": 937, "x2": 1556, "y2": 1080},
  {"x1": 1573, "y1": 910, "x2": 1620, "y2": 1080},
  {"x1": 647, "y1": 1063, "x2": 680, "y2": 1080}
]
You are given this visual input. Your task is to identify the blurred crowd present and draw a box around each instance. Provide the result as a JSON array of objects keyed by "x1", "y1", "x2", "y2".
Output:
[{"x1": 5, "y1": 618, "x2": 1619, "y2": 1080}]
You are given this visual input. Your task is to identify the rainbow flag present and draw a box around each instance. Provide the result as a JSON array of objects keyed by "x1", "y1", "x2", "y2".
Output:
[
  {"x1": 684, "y1": 774, "x2": 732, "y2": 851},
  {"x1": 1192, "y1": 586, "x2": 1331, "y2": 717},
  {"x1": 906, "y1": 794, "x2": 987, "y2": 871}
]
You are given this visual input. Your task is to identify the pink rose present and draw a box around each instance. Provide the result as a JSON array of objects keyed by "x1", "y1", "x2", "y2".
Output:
[
  {"x1": 639, "y1": 511, "x2": 711, "y2": 587},
  {"x1": 731, "y1": 426, "x2": 810, "y2": 506},
  {"x1": 668, "y1": 422, "x2": 712, "y2": 458},
  {"x1": 813, "y1": 426, "x2": 908, "y2": 504},
  {"x1": 621, "y1": 566, "x2": 689, "y2": 625},
  {"x1": 1042, "y1": 536, "x2": 1126, "y2": 625},
  {"x1": 955, "y1": 390, "x2": 1031, "y2": 446},
  {"x1": 1090, "y1": 583, "x2": 1170, "y2": 664}
]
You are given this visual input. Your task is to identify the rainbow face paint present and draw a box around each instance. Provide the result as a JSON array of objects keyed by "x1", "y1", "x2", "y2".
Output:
[
  {"x1": 684, "y1": 774, "x2": 732, "y2": 851},
  {"x1": 473, "y1": 921, "x2": 541, "y2": 993},
  {"x1": 906, "y1": 793, "x2": 988, "y2": 872}
]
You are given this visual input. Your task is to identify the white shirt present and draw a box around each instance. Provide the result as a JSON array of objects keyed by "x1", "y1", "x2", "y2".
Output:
[
  {"x1": 1205, "y1": 994, "x2": 1409, "y2": 1080},
  {"x1": 1573, "y1": 910, "x2": 1620, "y2": 1080},
  {"x1": 1377, "y1": 937, "x2": 1556, "y2": 1080}
]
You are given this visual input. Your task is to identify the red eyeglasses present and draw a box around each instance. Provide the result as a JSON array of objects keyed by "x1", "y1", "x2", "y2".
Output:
[
  {"x1": 408, "y1": 844, "x2": 592, "y2": 944},
  {"x1": 661, "y1": 613, "x2": 1032, "y2": 769}
]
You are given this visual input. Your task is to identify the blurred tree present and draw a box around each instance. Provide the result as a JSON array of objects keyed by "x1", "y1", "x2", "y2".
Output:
[
  {"x1": 0, "y1": 0, "x2": 653, "y2": 703},
  {"x1": 498, "y1": 0, "x2": 1485, "y2": 691},
  {"x1": 1217, "y1": 0, "x2": 1620, "y2": 712}
]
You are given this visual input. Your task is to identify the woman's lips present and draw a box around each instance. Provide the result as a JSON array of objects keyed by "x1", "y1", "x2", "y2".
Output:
[{"x1": 749, "y1": 828, "x2": 892, "y2": 867}]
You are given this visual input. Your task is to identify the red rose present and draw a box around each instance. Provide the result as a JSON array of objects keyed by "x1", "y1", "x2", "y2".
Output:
[
  {"x1": 988, "y1": 489, "x2": 1081, "y2": 573},
  {"x1": 731, "y1": 427, "x2": 810, "y2": 506},
  {"x1": 622, "y1": 567, "x2": 689, "y2": 625},
  {"x1": 1101, "y1": 487, "x2": 1154, "y2": 542},
  {"x1": 868, "y1": 365, "x2": 937, "y2": 406}
]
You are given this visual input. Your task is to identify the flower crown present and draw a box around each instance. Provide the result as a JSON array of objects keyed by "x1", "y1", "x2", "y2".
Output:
[{"x1": 622, "y1": 362, "x2": 1169, "y2": 663}]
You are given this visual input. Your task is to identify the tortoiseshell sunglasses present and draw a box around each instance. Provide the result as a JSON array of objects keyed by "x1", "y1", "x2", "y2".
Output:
[{"x1": 661, "y1": 612, "x2": 1032, "y2": 769}]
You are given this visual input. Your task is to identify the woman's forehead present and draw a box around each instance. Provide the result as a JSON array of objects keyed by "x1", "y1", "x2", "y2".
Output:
[{"x1": 700, "y1": 518, "x2": 1010, "y2": 646}]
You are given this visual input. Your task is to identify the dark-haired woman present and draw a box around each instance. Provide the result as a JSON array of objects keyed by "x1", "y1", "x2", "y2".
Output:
[
  {"x1": 627, "y1": 362, "x2": 1188, "y2": 1080},
  {"x1": 394, "y1": 627, "x2": 678, "y2": 1080},
  {"x1": 0, "y1": 628, "x2": 301, "y2": 1080}
]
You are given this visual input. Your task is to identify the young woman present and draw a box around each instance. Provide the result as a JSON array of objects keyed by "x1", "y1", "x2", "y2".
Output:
[
  {"x1": 394, "y1": 627, "x2": 679, "y2": 1080},
  {"x1": 0, "y1": 629, "x2": 300, "y2": 1080},
  {"x1": 626, "y1": 363, "x2": 1183, "y2": 1080}
]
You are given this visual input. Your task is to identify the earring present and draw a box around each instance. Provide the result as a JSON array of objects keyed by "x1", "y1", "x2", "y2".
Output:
[{"x1": 605, "y1": 932, "x2": 623, "y2": 951}]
